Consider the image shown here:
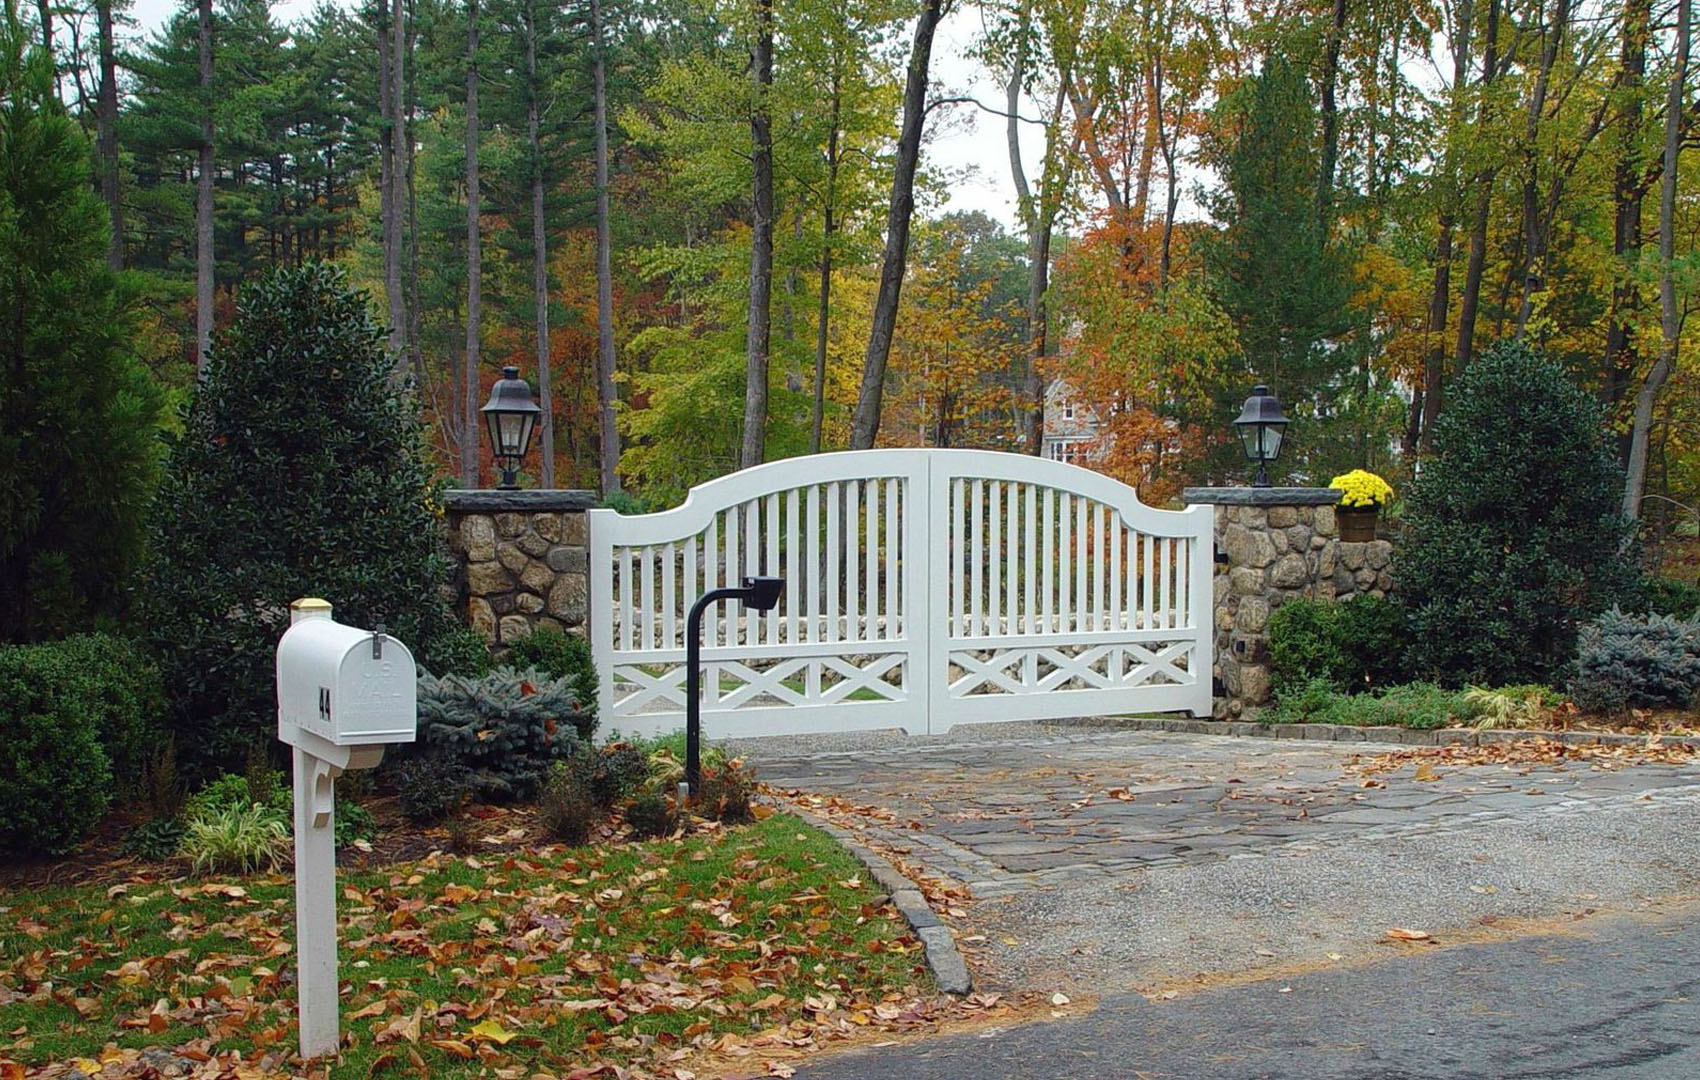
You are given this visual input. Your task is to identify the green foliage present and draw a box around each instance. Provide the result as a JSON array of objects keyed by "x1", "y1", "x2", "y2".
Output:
[
  {"x1": 1640, "y1": 577, "x2": 1700, "y2": 619},
  {"x1": 588, "y1": 743, "x2": 653, "y2": 809},
  {"x1": 1401, "y1": 342, "x2": 1640, "y2": 686},
  {"x1": 390, "y1": 753, "x2": 473, "y2": 825},
  {"x1": 335, "y1": 800, "x2": 378, "y2": 847},
  {"x1": 538, "y1": 763, "x2": 598, "y2": 846},
  {"x1": 504, "y1": 628, "x2": 598, "y2": 734},
  {"x1": 186, "y1": 774, "x2": 272, "y2": 820},
  {"x1": 180, "y1": 802, "x2": 288, "y2": 875},
  {"x1": 1461, "y1": 684, "x2": 1558, "y2": 729},
  {"x1": 0, "y1": 20, "x2": 164, "y2": 643},
  {"x1": 1572, "y1": 609, "x2": 1700, "y2": 713},
  {"x1": 122, "y1": 817, "x2": 186, "y2": 862},
  {"x1": 415, "y1": 668, "x2": 587, "y2": 801},
  {"x1": 38, "y1": 634, "x2": 165, "y2": 792},
  {"x1": 697, "y1": 758, "x2": 756, "y2": 824},
  {"x1": 1271, "y1": 680, "x2": 1470, "y2": 730},
  {"x1": 419, "y1": 625, "x2": 494, "y2": 679},
  {"x1": 0, "y1": 639, "x2": 123, "y2": 855},
  {"x1": 140, "y1": 263, "x2": 455, "y2": 776},
  {"x1": 599, "y1": 491, "x2": 652, "y2": 516},
  {"x1": 1201, "y1": 52, "x2": 1357, "y2": 482},
  {"x1": 1268, "y1": 597, "x2": 1407, "y2": 697},
  {"x1": 623, "y1": 792, "x2": 677, "y2": 839}
]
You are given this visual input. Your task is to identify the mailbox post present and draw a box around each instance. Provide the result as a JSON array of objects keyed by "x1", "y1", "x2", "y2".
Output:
[
  {"x1": 276, "y1": 598, "x2": 417, "y2": 1060},
  {"x1": 683, "y1": 577, "x2": 782, "y2": 797}
]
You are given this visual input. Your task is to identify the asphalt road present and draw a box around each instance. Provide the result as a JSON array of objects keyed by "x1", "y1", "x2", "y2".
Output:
[{"x1": 794, "y1": 903, "x2": 1700, "y2": 1080}]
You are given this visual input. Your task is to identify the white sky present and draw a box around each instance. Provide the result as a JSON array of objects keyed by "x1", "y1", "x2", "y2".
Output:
[{"x1": 124, "y1": 0, "x2": 1033, "y2": 230}]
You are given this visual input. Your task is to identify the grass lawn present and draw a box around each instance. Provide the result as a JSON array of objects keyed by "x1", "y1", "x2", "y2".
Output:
[{"x1": 1, "y1": 813, "x2": 931, "y2": 1079}]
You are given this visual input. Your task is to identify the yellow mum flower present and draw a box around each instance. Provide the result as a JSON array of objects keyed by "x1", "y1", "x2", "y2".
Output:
[{"x1": 1330, "y1": 469, "x2": 1394, "y2": 510}]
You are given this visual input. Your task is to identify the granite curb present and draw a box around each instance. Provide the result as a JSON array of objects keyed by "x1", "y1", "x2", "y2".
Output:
[
  {"x1": 777, "y1": 802, "x2": 972, "y2": 995},
  {"x1": 1100, "y1": 715, "x2": 1700, "y2": 749}
]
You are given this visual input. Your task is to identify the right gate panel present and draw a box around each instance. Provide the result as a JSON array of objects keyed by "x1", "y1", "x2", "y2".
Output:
[{"x1": 925, "y1": 452, "x2": 1213, "y2": 732}]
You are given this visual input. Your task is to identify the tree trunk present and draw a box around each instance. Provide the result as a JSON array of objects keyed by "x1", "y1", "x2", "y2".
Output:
[
  {"x1": 1603, "y1": 0, "x2": 1651, "y2": 437},
  {"x1": 1316, "y1": 0, "x2": 1348, "y2": 236},
  {"x1": 461, "y1": 0, "x2": 482, "y2": 489},
  {"x1": 95, "y1": 0, "x2": 123, "y2": 273},
  {"x1": 591, "y1": 0, "x2": 619, "y2": 493},
  {"x1": 1624, "y1": 0, "x2": 1688, "y2": 519},
  {"x1": 849, "y1": 0, "x2": 944, "y2": 450},
  {"x1": 378, "y1": 0, "x2": 394, "y2": 342},
  {"x1": 1514, "y1": 0, "x2": 1573, "y2": 337},
  {"x1": 195, "y1": 0, "x2": 213, "y2": 374},
  {"x1": 740, "y1": 0, "x2": 775, "y2": 470},
  {"x1": 526, "y1": 0, "x2": 553, "y2": 488},
  {"x1": 388, "y1": 0, "x2": 408, "y2": 372},
  {"x1": 405, "y1": 0, "x2": 422, "y2": 388},
  {"x1": 1413, "y1": 0, "x2": 1475, "y2": 453},
  {"x1": 1454, "y1": 0, "x2": 1503, "y2": 371},
  {"x1": 812, "y1": 66, "x2": 841, "y2": 456}
]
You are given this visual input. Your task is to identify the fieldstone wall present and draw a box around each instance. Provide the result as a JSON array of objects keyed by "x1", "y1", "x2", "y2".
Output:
[
  {"x1": 443, "y1": 489, "x2": 597, "y2": 645},
  {"x1": 1183, "y1": 487, "x2": 1395, "y2": 719}
]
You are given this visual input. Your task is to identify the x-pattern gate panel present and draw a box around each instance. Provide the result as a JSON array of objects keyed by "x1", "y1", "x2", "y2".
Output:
[{"x1": 590, "y1": 450, "x2": 1212, "y2": 739}]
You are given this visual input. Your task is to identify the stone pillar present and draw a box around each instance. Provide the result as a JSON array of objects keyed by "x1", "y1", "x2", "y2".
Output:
[
  {"x1": 442, "y1": 489, "x2": 596, "y2": 646},
  {"x1": 1181, "y1": 487, "x2": 1341, "y2": 719}
]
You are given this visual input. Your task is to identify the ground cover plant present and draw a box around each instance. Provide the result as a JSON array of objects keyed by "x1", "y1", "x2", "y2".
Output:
[{"x1": 0, "y1": 814, "x2": 929, "y2": 1079}]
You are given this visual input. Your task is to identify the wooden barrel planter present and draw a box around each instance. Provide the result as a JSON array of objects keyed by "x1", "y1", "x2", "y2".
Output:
[{"x1": 1338, "y1": 506, "x2": 1379, "y2": 542}]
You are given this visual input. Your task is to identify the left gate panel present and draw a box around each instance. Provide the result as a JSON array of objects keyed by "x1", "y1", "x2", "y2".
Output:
[{"x1": 590, "y1": 452, "x2": 931, "y2": 740}]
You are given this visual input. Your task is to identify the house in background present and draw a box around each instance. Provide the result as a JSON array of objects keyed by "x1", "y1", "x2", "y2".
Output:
[{"x1": 1041, "y1": 379, "x2": 1107, "y2": 466}]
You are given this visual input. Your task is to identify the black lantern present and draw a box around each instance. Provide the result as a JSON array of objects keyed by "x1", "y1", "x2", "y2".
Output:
[
  {"x1": 480, "y1": 366, "x2": 542, "y2": 490},
  {"x1": 1233, "y1": 384, "x2": 1289, "y2": 487}
]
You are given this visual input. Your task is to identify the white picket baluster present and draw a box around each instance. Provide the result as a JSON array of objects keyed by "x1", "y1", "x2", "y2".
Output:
[
  {"x1": 987, "y1": 480, "x2": 1002, "y2": 635},
  {"x1": 866, "y1": 481, "x2": 880, "y2": 641},
  {"x1": 1110, "y1": 513, "x2": 1123, "y2": 633},
  {"x1": 884, "y1": 478, "x2": 899, "y2": 640},
  {"x1": 1142, "y1": 527, "x2": 1155, "y2": 631},
  {"x1": 970, "y1": 479, "x2": 984, "y2": 637},
  {"x1": 825, "y1": 482, "x2": 840, "y2": 644}
]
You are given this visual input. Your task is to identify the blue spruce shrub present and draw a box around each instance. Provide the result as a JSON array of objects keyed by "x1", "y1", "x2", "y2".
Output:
[
  {"x1": 1572, "y1": 609, "x2": 1700, "y2": 713},
  {"x1": 415, "y1": 667, "x2": 589, "y2": 801}
]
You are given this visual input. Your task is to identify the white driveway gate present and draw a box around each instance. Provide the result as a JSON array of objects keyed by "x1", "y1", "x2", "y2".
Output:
[{"x1": 589, "y1": 450, "x2": 1212, "y2": 739}]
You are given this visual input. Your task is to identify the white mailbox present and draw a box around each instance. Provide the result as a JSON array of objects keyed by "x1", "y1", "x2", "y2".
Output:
[
  {"x1": 276, "y1": 602, "x2": 417, "y2": 749},
  {"x1": 276, "y1": 597, "x2": 421, "y2": 1062}
]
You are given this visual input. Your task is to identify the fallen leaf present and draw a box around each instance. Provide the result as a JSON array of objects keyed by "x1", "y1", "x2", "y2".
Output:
[
  {"x1": 1386, "y1": 927, "x2": 1432, "y2": 942},
  {"x1": 470, "y1": 1020, "x2": 516, "y2": 1045},
  {"x1": 1050, "y1": 992, "x2": 1070, "y2": 1006}
]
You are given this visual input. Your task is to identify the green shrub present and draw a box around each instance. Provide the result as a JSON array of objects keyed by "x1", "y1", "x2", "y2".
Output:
[
  {"x1": 600, "y1": 490, "x2": 650, "y2": 516},
  {"x1": 697, "y1": 758, "x2": 757, "y2": 823},
  {"x1": 335, "y1": 800, "x2": 377, "y2": 847},
  {"x1": 0, "y1": 27, "x2": 164, "y2": 644},
  {"x1": 1572, "y1": 609, "x2": 1700, "y2": 713},
  {"x1": 1401, "y1": 341, "x2": 1639, "y2": 686},
  {"x1": 390, "y1": 753, "x2": 473, "y2": 825},
  {"x1": 140, "y1": 262, "x2": 457, "y2": 777},
  {"x1": 50, "y1": 634, "x2": 165, "y2": 789},
  {"x1": 186, "y1": 773, "x2": 268, "y2": 820},
  {"x1": 1270, "y1": 680, "x2": 1468, "y2": 730},
  {"x1": 624, "y1": 792, "x2": 676, "y2": 839},
  {"x1": 538, "y1": 762, "x2": 598, "y2": 845},
  {"x1": 0, "y1": 640, "x2": 116, "y2": 855},
  {"x1": 1640, "y1": 577, "x2": 1700, "y2": 619},
  {"x1": 123, "y1": 817, "x2": 186, "y2": 861},
  {"x1": 180, "y1": 803, "x2": 288, "y2": 875},
  {"x1": 504, "y1": 628, "x2": 598, "y2": 735},
  {"x1": 1269, "y1": 596, "x2": 1408, "y2": 697},
  {"x1": 588, "y1": 743, "x2": 653, "y2": 808},
  {"x1": 416, "y1": 667, "x2": 588, "y2": 801},
  {"x1": 1461, "y1": 684, "x2": 1557, "y2": 729},
  {"x1": 420, "y1": 625, "x2": 493, "y2": 679}
]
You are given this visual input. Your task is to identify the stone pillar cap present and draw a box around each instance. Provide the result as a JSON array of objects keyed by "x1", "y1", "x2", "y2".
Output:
[{"x1": 1182, "y1": 486, "x2": 1341, "y2": 506}]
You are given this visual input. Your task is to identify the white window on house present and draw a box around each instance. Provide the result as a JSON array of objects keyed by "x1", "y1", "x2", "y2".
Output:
[
  {"x1": 1062, "y1": 401, "x2": 1075, "y2": 420},
  {"x1": 1047, "y1": 440, "x2": 1083, "y2": 465}
]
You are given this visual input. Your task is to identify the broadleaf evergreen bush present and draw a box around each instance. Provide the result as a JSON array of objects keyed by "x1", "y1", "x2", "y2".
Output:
[
  {"x1": 141, "y1": 263, "x2": 456, "y2": 776},
  {"x1": 1400, "y1": 342, "x2": 1638, "y2": 685},
  {"x1": 0, "y1": 640, "x2": 116, "y2": 855},
  {"x1": 1268, "y1": 596, "x2": 1407, "y2": 697}
]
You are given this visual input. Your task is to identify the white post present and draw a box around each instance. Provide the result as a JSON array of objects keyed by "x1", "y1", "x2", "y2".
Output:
[
  {"x1": 287, "y1": 597, "x2": 342, "y2": 1061},
  {"x1": 292, "y1": 744, "x2": 340, "y2": 1059}
]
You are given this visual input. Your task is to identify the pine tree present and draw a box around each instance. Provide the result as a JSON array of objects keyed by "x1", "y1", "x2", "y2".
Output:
[
  {"x1": 141, "y1": 262, "x2": 453, "y2": 774},
  {"x1": 0, "y1": 13, "x2": 163, "y2": 643}
]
